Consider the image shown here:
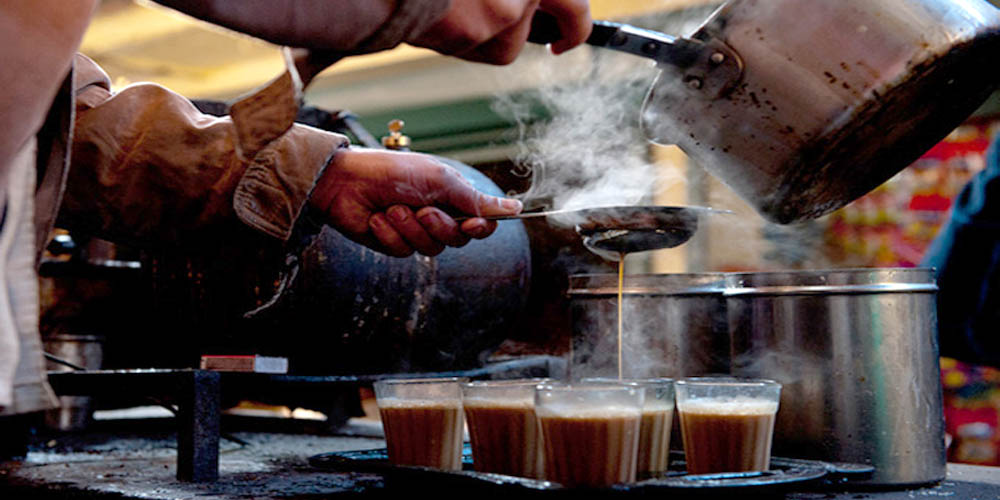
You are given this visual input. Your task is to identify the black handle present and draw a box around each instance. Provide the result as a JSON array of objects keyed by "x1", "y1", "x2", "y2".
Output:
[
  {"x1": 528, "y1": 12, "x2": 701, "y2": 68},
  {"x1": 528, "y1": 11, "x2": 621, "y2": 47}
]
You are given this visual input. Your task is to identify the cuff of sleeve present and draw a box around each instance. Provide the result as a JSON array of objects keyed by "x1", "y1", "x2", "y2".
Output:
[{"x1": 233, "y1": 125, "x2": 349, "y2": 241}]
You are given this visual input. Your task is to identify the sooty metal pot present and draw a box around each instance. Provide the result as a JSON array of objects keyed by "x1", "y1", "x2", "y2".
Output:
[
  {"x1": 641, "y1": 0, "x2": 1000, "y2": 224},
  {"x1": 725, "y1": 268, "x2": 944, "y2": 486},
  {"x1": 567, "y1": 273, "x2": 728, "y2": 380}
]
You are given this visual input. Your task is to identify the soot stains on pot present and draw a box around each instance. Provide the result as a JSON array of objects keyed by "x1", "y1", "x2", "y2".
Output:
[
  {"x1": 855, "y1": 60, "x2": 881, "y2": 80},
  {"x1": 765, "y1": 31, "x2": 1000, "y2": 224}
]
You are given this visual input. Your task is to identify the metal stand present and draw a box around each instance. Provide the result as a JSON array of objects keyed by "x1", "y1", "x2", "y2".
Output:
[
  {"x1": 48, "y1": 369, "x2": 223, "y2": 482},
  {"x1": 46, "y1": 355, "x2": 564, "y2": 482},
  {"x1": 176, "y1": 370, "x2": 220, "y2": 482}
]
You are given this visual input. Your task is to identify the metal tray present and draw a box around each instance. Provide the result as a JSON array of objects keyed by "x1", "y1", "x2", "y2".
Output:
[{"x1": 309, "y1": 444, "x2": 873, "y2": 494}]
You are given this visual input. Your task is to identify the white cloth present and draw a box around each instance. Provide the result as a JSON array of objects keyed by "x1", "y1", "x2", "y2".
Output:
[{"x1": 0, "y1": 137, "x2": 59, "y2": 415}]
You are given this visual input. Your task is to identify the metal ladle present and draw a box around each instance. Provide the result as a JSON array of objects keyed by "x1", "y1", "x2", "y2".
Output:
[{"x1": 474, "y1": 205, "x2": 730, "y2": 259}]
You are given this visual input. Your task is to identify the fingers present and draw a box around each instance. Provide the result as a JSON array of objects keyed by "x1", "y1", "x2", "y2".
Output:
[
  {"x1": 384, "y1": 154, "x2": 523, "y2": 217},
  {"x1": 407, "y1": 0, "x2": 591, "y2": 64},
  {"x1": 408, "y1": 0, "x2": 532, "y2": 58},
  {"x1": 460, "y1": 218, "x2": 500, "y2": 239},
  {"x1": 369, "y1": 213, "x2": 415, "y2": 258},
  {"x1": 453, "y1": 186, "x2": 524, "y2": 219},
  {"x1": 539, "y1": 0, "x2": 592, "y2": 54},
  {"x1": 416, "y1": 207, "x2": 471, "y2": 248},
  {"x1": 457, "y1": 0, "x2": 540, "y2": 65},
  {"x1": 386, "y1": 205, "x2": 446, "y2": 256},
  {"x1": 416, "y1": 161, "x2": 524, "y2": 218},
  {"x1": 369, "y1": 206, "x2": 499, "y2": 259}
]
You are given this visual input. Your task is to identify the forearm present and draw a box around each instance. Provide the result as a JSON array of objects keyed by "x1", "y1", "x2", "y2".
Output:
[
  {"x1": 151, "y1": 0, "x2": 449, "y2": 53},
  {"x1": 60, "y1": 78, "x2": 347, "y2": 248}
]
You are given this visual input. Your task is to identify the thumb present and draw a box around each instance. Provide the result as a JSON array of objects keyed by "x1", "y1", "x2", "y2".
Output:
[
  {"x1": 424, "y1": 160, "x2": 523, "y2": 217},
  {"x1": 461, "y1": 190, "x2": 524, "y2": 218}
]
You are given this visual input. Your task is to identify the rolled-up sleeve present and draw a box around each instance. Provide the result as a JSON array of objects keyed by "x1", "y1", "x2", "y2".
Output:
[{"x1": 59, "y1": 67, "x2": 347, "y2": 248}]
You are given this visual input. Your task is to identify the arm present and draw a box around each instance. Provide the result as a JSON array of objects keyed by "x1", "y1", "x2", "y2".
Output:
[
  {"x1": 60, "y1": 57, "x2": 343, "y2": 249},
  {"x1": 153, "y1": 0, "x2": 592, "y2": 66},
  {"x1": 151, "y1": 0, "x2": 447, "y2": 54},
  {"x1": 61, "y1": 56, "x2": 521, "y2": 256}
]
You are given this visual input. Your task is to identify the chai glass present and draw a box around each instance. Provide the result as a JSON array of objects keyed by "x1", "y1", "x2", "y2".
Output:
[
  {"x1": 374, "y1": 377, "x2": 468, "y2": 471},
  {"x1": 675, "y1": 377, "x2": 781, "y2": 474},
  {"x1": 582, "y1": 378, "x2": 676, "y2": 477},
  {"x1": 461, "y1": 379, "x2": 549, "y2": 478},
  {"x1": 535, "y1": 382, "x2": 644, "y2": 488}
]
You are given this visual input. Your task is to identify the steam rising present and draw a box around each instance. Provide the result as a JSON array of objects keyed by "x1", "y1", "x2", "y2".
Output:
[
  {"x1": 491, "y1": 6, "x2": 842, "y2": 383},
  {"x1": 495, "y1": 62, "x2": 657, "y2": 217},
  {"x1": 493, "y1": 9, "x2": 715, "y2": 227}
]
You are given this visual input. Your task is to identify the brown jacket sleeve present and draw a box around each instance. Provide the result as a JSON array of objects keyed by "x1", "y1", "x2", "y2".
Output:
[
  {"x1": 58, "y1": 57, "x2": 348, "y2": 248},
  {"x1": 151, "y1": 0, "x2": 450, "y2": 54}
]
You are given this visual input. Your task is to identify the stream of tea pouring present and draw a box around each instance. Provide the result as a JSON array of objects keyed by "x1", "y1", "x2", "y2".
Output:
[
  {"x1": 569, "y1": 206, "x2": 728, "y2": 379},
  {"x1": 469, "y1": 205, "x2": 727, "y2": 378}
]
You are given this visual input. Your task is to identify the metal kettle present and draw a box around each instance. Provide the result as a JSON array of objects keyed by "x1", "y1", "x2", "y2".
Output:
[
  {"x1": 642, "y1": 0, "x2": 1000, "y2": 223},
  {"x1": 536, "y1": 0, "x2": 1000, "y2": 223}
]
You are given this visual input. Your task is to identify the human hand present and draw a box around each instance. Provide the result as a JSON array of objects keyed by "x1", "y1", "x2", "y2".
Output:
[
  {"x1": 309, "y1": 148, "x2": 523, "y2": 257},
  {"x1": 408, "y1": 0, "x2": 592, "y2": 65}
]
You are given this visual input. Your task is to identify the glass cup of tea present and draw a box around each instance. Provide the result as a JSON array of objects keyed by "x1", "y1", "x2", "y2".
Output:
[
  {"x1": 373, "y1": 377, "x2": 468, "y2": 471},
  {"x1": 461, "y1": 378, "x2": 550, "y2": 479},
  {"x1": 582, "y1": 378, "x2": 676, "y2": 477},
  {"x1": 675, "y1": 377, "x2": 781, "y2": 474},
  {"x1": 534, "y1": 382, "x2": 644, "y2": 488}
]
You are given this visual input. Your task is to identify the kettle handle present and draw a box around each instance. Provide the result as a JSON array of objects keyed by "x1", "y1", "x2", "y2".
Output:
[{"x1": 528, "y1": 12, "x2": 703, "y2": 67}]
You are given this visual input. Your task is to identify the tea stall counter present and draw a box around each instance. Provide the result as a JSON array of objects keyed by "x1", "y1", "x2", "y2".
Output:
[{"x1": 4, "y1": 427, "x2": 1000, "y2": 500}]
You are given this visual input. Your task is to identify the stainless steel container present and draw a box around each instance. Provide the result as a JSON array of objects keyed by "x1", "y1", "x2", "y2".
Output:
[
  {"x1": 567, "y1": 273, "x2": 728, "y2": 380},
  {"x1": 725, "y1": 268, "x2": 944, "y2": 486}
]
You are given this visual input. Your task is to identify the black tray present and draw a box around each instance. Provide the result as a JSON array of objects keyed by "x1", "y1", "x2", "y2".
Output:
[{"x1": 309, "y1": 444, "x2": 873, "y2": 494}]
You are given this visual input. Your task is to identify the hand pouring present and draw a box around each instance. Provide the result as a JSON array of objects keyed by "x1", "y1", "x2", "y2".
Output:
[{"x1": 532, "y1": 0, "x2": 1000, "y2": 224}]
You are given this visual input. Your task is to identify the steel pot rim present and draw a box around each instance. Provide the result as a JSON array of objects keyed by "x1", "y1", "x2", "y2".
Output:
[
  {"x1": 725, "y1": 266, "x2": 935, "y2": 284},
  {"x1": 568, "y1": 272, "x2": 727, "y2": 296}
]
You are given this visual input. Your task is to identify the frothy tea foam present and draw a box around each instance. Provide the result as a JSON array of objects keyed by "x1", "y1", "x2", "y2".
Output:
[
  {"x1": 463, "y1": 396, "x2": 533, "y2": 409},
  {"x1": 535, "y1": 404, "x2": 641, "y2": 419},
  {"x1": 378, "y1": 398, "x2": 462, "y2": 410},
  {"x1": 679, "y1": 397, "x2": 777, "y2": 415}
]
